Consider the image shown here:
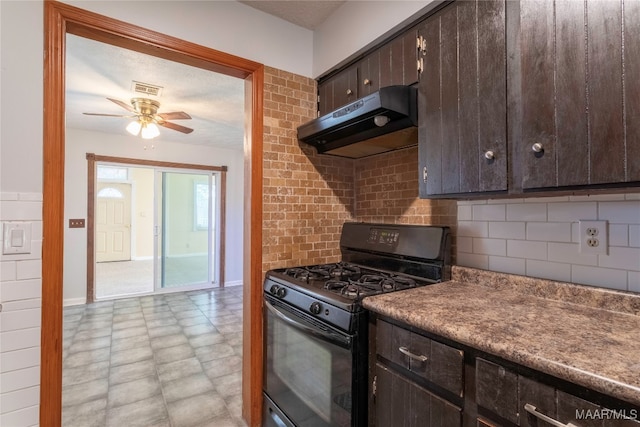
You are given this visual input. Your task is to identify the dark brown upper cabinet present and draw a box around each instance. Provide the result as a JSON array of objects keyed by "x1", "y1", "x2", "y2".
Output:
[
  {"x1": 516, "y1": 0, "x2": 640, "y2": 191},
  {"x1": 317, "y1": 25, "x2": 422, "y2": 116},
  {"x1": 418, "y1": 0, "x2": 508, "y2": 198}
]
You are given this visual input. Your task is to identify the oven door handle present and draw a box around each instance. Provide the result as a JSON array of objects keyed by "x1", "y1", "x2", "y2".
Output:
[{"x1": 264, "y1": 299, "x2": 352, "y2": 349}]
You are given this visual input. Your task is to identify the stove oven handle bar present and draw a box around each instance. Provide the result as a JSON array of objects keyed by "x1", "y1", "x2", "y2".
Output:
[{"x1": 264, "y1": 299, "x2": 352, "y2": 349}]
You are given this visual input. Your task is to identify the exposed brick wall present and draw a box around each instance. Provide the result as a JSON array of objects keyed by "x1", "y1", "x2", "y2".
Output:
[
  {"x1": 262, "y1": 67, "x2": 355, "y2": 273},
  {"x1": 262, "y1": 68, "x2": 457, "y2": 273}
]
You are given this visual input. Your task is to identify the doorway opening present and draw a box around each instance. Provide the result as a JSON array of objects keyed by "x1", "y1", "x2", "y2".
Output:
[{"x1": 92, "y1": 161, "x2": 226, "y2": 300}]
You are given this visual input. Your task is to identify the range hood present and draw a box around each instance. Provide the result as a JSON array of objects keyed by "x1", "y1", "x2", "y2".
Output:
[{"x1": 297, "y1": 85, "x2": 418, "y2": 159}]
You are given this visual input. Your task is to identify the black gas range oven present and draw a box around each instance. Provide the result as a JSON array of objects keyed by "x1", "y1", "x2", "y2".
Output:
[{"x1": 262, "y1": 222, "x2": 451, "y2": 427}]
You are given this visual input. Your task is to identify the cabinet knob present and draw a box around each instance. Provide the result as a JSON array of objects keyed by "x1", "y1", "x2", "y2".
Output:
[
  {"x1": 346, "y1": 89, "x2": 353, "y2": 96},
  {"x1": 363, "y1": 78, "x2": 371, "y2": 86},
  {"x1": 532, "y1": 143, "x2": 544, "y2": 153},
  {"x1": 484, "y1": 150, "x2": 495, "y2": 160}
]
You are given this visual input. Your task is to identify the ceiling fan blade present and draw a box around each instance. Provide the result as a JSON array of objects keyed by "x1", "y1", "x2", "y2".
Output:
[
  {"x1": 157, "y1": 111, "x2": 192, "y2": 120},
  {"x1": 83, "y1": 113, "x2": 133, "y2": 117},
  {"x1": 107, "y1": 97, "x2": 137, "y2": 113},
  {"x1": 159, "y1": 121, "x2": 194, "y2": 134}
]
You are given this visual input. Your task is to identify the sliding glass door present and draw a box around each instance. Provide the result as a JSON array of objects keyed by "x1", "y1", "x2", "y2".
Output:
[{"x1": 157, "y1": 170, "x2": 217, "y2": 289}]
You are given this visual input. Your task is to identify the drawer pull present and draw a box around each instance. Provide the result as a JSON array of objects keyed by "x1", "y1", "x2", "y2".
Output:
[
  {"x1": 524, "y1": 404, "x2": 578, "y2": 427},
  {"x1": 398, "y1": 346, "x2": 428, "y2": 363}
]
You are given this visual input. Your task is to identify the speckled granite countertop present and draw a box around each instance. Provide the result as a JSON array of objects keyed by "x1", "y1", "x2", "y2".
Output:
[{"x1": 362, "y1": 266, "x2": 640, "y2": 406}]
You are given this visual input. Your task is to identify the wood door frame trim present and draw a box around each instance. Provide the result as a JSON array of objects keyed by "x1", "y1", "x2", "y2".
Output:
[
  {"x1": 86, "y1": 154, "x2": 229, "y2": 303},
  {"x1": 43, "y1": 2, "x2": 264, "y2": 425}
]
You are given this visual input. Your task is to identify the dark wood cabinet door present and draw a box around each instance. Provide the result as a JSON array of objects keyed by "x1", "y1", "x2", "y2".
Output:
[
  {"x1": 475, "y1": 358, "x2": 519, "y2": 425},
  {"x1": 419, "y1": 0, "x2": 507, "y2": 197},
  {"x1": 358, "y1": 50, "x2": 380, "y2": 97},
  {"x1": 376, "y1": 363, "x2": 462, "y2": 427},
  {"x1": 317, "y1": 64, "x2": 358, "y2": 116},
  {"x1": 519, "y1": 0, "x2": 640, "y2": 190}
]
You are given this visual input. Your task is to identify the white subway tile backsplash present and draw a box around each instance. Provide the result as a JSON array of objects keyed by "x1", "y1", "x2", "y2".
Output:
[
  {"x1": 1, "y1": 347, "x2": 40, "y2": 373},
  {"x1": 608, "y1": 224, "x2": 629, "y2": 247},
  {"x1": 571, "y1": 265, "x2": 628, "y2": 291},
  {"x1": 472, "y1": 238, "x2": 506, "y2": 256},
  {"x1": 524, "y1": 196, "x2": 570, "y2": 203},
  {"x1": 0, "y1": 386, "x2": 40, "y2": 414},
  {"x1": 599, "y1": 201, "x2": 640, "y2": 224},
  {"x1": 472, "y1": 204, "x2": 505, "y2": 221},
  {"x1": 457, "y1": 204, "x2": 472, "y2": 221},
  {"x1": 507, "y1": 240, "x2": 547, "y2": 260},
  {"x1": 0, "y1": 308, "x2": 41, "y2": 332},
  {"x1": 548, "y1": 242, "x2": 598, "y2": 266},
  {"x1": 0, "y1": 279, "x2": 41, "y2": 302},
  {"x1": 630, "y1": 225, "x2": 640, "y2": 248},
  {"x1": 0, "y1": 202, "x2": 42, "y2": 221},
  {"x1": 548, "y1": 202, "x2": 597, "y2": 222},
  {"x1": 16, "y1": 260, "x2": 41, "y2": 280},
  {"x1": 0, "y1": 193, "x2": 19, "y2": 201},
  {"x1": 506, "y1": 203, "x2": 547, "y2": 221},
  {"x1": 1, "y1": 298, "x2": 41, "y2": 312},
  {"x1": 625, "y1": 193, "x2": 640, "y2": 200},
  {"x1": 488, "y1": 256, "x2": 525, "y2": 275},
  {"x1": 457, "y1": 221, "x2": 488, "y2": 238},
  {"x1": 456, "y1": 252, "x2": 489, "y2": 270},
  {"x1": 598, "y1": 247, "x2": 640, "y2": 271},
  {"x1": 526, "y1": 222, "x2": 571, "y2": 242},
  {"x1": 1, "y1": 261, "x2": 17, "y2": 281},
  {"x1": 489, "y1": 222, "x2": 525, "y2": 240},
  {"x1": 0, "y1": 329, "x2": 40, "y2": 353},
  {"x1": 629, "y1": 271, "x2": 640, "y2": 292},
  {"x1": 0, "y1": 404, "x2": 39, "y2": 427},
  {"x1": 526, "y1": 260, "x2": 571, "y2": 283},
  {"x1": 0, "y1": 366, "x2": 40, "y2": 394},
  {"x1": 456, "y1": 236, "x2": 473, "y2": 253}
]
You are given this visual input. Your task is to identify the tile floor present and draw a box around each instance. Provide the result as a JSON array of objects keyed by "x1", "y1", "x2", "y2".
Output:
[{"x1": 62, "y1": 285, "x2": 247, "y2": 427}]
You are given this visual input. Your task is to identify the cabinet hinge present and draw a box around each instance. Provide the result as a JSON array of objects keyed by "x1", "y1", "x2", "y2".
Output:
[
  {"x1": 372, "y1": 375, "x2": 377, "y2": 397},
  {"x1": 317, "y1": 95, "x2": 321, "y2": 117},
  {"x1": 417, "y1": 57, "x2": 424, "y2": 74},
  {"x1": 416, "y1": 35, "x2": 427, "y2": 55}
]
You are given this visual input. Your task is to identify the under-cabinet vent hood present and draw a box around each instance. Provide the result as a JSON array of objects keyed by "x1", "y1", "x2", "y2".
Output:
[{"x1": 297, "y1": 85, "x2": 418, "y2": 159}]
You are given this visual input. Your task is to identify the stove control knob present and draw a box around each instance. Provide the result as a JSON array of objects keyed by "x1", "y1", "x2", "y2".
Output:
[
  {"x1": 269, "y1": 285, "x2": 280, "y2": 296},
  {"x1": 310, "y1": 302, "x2": 322, "y2": 315},
  {"x1": 277, "y1": 287, "x2": 287, "y2": 298}
]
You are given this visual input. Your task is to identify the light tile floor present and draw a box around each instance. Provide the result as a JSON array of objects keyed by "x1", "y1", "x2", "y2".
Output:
[{"x1": 62, "y1": 286, "x2": 246, "y2": 427}]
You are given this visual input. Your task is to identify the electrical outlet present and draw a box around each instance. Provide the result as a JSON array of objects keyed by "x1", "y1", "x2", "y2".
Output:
[{"x1": 579, "y1": 220, "x2": 608, "y2": 255}]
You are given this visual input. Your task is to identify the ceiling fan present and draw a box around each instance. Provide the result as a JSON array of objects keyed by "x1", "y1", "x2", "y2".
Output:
[{"x1": 83, "y1": 97, "x2": 194, "y2": 139}]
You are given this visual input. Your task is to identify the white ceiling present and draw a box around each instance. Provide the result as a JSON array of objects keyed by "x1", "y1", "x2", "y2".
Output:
[{"x1": 65, "y1": 2, "x2": 346, "y2": 150}]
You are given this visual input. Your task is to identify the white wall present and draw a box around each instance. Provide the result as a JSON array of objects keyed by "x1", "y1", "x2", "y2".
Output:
[
  {"x1": 457, "y1": 193, "x2": 640, "y2": 292},
  {"x1": 312, "y1": 0, "x2": 437, "y2": 77},
  {"x1": 64, "y1": 129, "x2": 245, "y2": 304},
  {"x1": 62, "y1": 0, "x2": 315, "y2": 78}
]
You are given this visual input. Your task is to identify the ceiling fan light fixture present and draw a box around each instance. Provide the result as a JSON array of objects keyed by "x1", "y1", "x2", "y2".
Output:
[
  {"x1": 126, "y1": 120, "x2": 142, "y2": 136},
  {"x1": 141, "y1": 122, "x2": 160, "y2": 139}
]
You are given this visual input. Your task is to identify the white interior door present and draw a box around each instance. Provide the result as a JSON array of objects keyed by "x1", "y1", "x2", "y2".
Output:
[{"x1": 96, "y1": 182, "x2": 132, "y2": 262}]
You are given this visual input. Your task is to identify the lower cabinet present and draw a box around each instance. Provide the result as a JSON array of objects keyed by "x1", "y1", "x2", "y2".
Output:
[
  {"x1": 376, "y1": 363, "x2": 462, "y2": 427},
  {"x1": 372, "y1": 316, "x2": 640, "y2": 427}
]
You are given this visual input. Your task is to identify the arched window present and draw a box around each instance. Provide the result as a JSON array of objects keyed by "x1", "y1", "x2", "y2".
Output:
[{"x1": 97, "y1": 187, "x2": 124, "y2": 198}]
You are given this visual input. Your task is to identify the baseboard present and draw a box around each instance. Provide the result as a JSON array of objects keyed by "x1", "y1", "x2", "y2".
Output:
[
  {"x1": 64, "y1": 297, "x2": 86, "y2": 307},
  {"x1": 224, "y1": 280, "x2": 243, "y2": 287}
]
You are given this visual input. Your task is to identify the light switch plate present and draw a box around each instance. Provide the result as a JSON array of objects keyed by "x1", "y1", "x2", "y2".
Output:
[{"x1": 3, "y1": 221, "x2": 32, "y2": 255}]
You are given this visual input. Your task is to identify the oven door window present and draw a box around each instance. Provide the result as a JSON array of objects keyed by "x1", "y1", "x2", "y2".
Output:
[{"x1": 264, "y1": 297, "x2": 354, "y2": 427}]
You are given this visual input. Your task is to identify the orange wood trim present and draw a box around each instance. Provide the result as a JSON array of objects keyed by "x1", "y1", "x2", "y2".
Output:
[
  {"x1": 86, "y1": 154, "x2": 96, "y2": 304},
  {"x1": 43, "y1": 2, "x2": 264, "y2": 426},
  {"x1": 42, "y1": 3, "x2": 66, "y2": 425},
  {"x1": 88, "y1": 153, "x2": 229, "y2": 172},
  {"x1": 242, "y1": 66, "x2": 265, "y2": 426}
]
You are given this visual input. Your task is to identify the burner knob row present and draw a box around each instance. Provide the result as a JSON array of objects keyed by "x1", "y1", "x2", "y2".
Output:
[{"x1": 269, "y1": 285, "x2": 287, "y2": 298}]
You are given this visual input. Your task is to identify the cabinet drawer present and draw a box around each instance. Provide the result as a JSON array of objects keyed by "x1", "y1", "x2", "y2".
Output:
[
  {"x1": 376, "y1": 319, "x2": 464, "y2": 396},
  {"x1": 376, "y1": 363, "x2": 462, "y2": 427},
  {"x1": 476, "y1": 358, "x2": 640, "y2": 426}
]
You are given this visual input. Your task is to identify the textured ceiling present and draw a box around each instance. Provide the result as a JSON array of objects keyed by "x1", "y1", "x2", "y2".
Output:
[
  {"x1": 65, "y1": 2, "x2": 345, "y2": 150},
  {"x1": 238, "y1": 0, "x2": 346, "y2": 29},
  {"x1": 65, "y1": 34, "x2": 246, "y2": 149}
]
